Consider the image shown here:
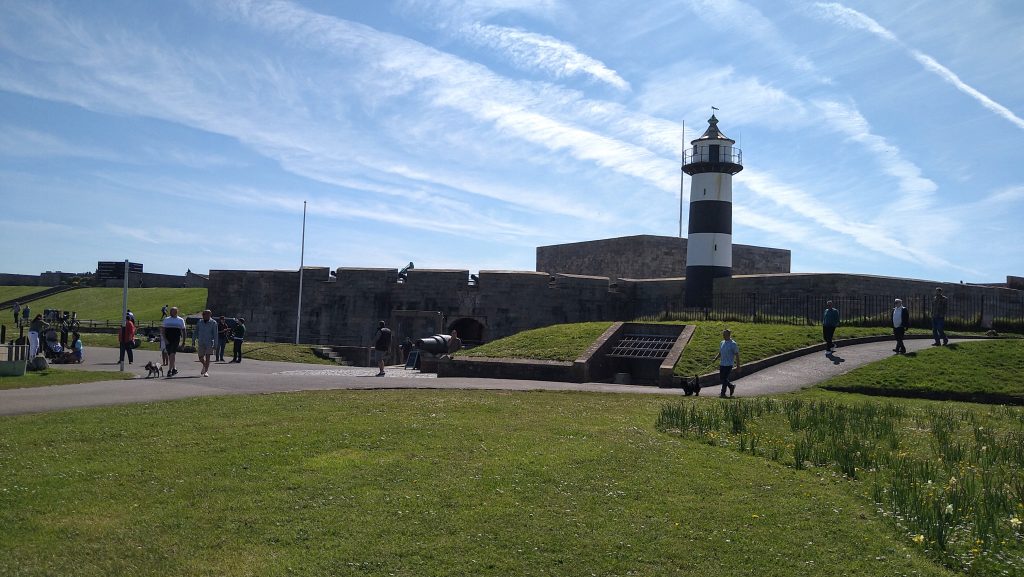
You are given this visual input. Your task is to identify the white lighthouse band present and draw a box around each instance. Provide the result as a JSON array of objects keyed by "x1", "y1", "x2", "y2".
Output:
[{"x1": 682, "y1": 114, "x2": 742, "y2": 308}]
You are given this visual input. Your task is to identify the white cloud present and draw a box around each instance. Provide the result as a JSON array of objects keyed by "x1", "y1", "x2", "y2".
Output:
[
  {"x1": 0, "y1": 126, "x2": 121, "y2": 161},
  {"x1": 462, "y1": 23, "x2": 629, "y2": 90},
  {"x1": 812, "y1": 100, "x2": 937, "y2": 210},
  {"x1": 812, "y1": 2, "x2": 1024, "y2": 130},
  {"x1": 105, "y1": 224, "x2": 209, "y2": 246},
  {"x1": 637, "y1": 64, "x2": 808, "y2": 129},
  {"x1": 684, "y1": 0, "x2": 826, "y2": 80},
  {"x1": 738, "y1": 169, "x2": 950, "y2": 268}
]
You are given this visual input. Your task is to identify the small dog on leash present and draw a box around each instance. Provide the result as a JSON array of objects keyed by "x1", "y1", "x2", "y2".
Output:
[
  {"x1": 144, "y1": 361, "x2": 164, "y2": 378},
  {"x1": 682, "y1": 374, "x2": 701, "y2": 396}
]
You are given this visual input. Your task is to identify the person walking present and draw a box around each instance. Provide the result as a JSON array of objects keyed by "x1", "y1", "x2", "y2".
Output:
[
  {"x1": 931, "y1": 287, "x2": 949, "y2": 346},
  {"x1": 892, "y1": 298, "x2": 910, "y2": 354},
  {"x1": 712, "y1": 328, "x2": 741, "y2": 398},
  {"x1": 195, "y1": 309, "x2": 218, "y2": 377},
  {"x1": 22, "y1": 305, "x2": 30, "y2": 325},
  {"x1": 59, "y1": 312, "x2": 70, "y2": 348},
  {"x1": 12, "y1": 302, "x2": 20, "y2": 326},
  {"x1": 118, "y1": 313, "x2": 136, "y2": 365},
  {"x1": 372, "y1": 320, "x2": 392, "y2": 376},
  {"x1": 216, "y1": 316, "x2": 230, "y2": 362},
  {"x1": 230, "y1": 317, "x2": 246, "y2": 363},
  {"x1": 161, "y1": 304, "x2": 168, "y2": 318},
  {"x1": 822, "y1": 300, "x2": 840, "y2": 354},
  {"x1": 161, "y1": 306, "x2": 186, "y2": 377},
  {"x1": 28, "y1": 314, "x2": 47, "y2": 357}
]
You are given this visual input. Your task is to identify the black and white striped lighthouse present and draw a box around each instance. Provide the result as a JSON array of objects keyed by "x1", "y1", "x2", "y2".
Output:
[{"x1": 682, "y1": 113, "x2": 743, "y2": 308}]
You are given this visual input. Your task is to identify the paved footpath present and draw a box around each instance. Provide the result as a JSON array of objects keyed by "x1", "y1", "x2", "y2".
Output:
[
  {"x1": 0, "y1": 339, "x2": 971, "y2": 416},
  {"x1": 729, "y1": 338, "x2": 968, "y2": 397}
]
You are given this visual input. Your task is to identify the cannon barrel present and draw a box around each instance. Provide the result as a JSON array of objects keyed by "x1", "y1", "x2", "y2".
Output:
[{"x1": 415, "y1": 334, "x2": 451, "y2": 355}]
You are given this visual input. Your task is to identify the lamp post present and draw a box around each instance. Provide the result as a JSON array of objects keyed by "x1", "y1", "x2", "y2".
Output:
[{"x1": 295, "y1": 201, "x2": 306, "y2": 345}]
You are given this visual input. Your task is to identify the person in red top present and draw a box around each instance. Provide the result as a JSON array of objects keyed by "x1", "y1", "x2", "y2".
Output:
[{"x1": 118, "y1": 313, "x2": 136, "y2": 365}]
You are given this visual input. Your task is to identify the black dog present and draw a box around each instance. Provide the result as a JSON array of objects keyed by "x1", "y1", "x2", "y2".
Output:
[
  {"x1": 144, "y1": 361, "x2": 163, "y2": 378},
  {"x1": 682, "y1": 374, "x2": 701, "y2": 396}
]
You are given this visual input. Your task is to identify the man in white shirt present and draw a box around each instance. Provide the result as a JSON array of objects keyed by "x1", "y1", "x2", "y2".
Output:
[{"x1": 892, "y1": 298, "x2": 909, "y2": 354}]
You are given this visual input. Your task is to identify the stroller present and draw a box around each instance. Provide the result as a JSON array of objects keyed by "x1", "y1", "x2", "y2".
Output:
[{"x1": 41, "y1": 328, "x2": 64, "y2": 360}]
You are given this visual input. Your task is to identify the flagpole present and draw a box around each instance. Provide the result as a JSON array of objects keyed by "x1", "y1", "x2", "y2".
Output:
[
  {"x1": 679, "y1": 120, "x2": 685, "y2": 238},
  {"x1": 295, "y1": 201, "x2": 306, "y2": 345}
]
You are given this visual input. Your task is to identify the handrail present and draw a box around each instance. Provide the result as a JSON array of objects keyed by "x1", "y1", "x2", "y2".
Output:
[{"x1": 683, "y1": 147, "x2": 742, "y2": 165}]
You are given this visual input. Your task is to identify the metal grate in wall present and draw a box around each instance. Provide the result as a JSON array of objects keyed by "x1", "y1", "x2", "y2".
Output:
[{"x1": 606, "y1": 334, "x2": 677, "y2": 359}]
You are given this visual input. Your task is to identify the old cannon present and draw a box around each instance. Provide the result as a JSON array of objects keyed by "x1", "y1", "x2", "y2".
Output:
[{"x1": 415, "y1": 334, "x2": 452, "y2": 355}]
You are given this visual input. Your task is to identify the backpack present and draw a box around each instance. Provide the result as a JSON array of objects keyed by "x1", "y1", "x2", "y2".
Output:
[{"x1": 375, "y1": 328, "x2": 392, "y2": 350}]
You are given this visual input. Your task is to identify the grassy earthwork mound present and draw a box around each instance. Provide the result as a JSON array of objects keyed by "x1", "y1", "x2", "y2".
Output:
[
  {"x1": 819, "y1": 339, "x2": 1024, "y2": 402},
  {"x1": 459, "y1": 320, "x2": 937, "y2": 376},
  {"x1": 0, "y1": 285, "x2": 47, "y2": 305},
  {"x1": 11, "y1": 287, "x2": 207, "y2": 323}
]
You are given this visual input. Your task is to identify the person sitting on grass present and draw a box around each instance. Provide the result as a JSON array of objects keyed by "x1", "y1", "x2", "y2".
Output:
[{"x1": 71, "y1": 332, "x2": 83, "y2": 363}]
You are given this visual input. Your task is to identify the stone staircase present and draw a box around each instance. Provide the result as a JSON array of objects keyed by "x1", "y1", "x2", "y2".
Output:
[{"x1": 312, "y1": 345, "x2": 370, "y2": 366}]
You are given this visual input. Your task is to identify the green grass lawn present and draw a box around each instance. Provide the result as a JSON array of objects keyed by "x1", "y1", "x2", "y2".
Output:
[
  {"x1": 0, "y1": 367, "x2": 131, "y2": 390},
  {"x1": 461, "y1": 321, "x2": 613, "y2": 361},
  {"x1": 0, "y1": 285, "x2": 48, "y2": 305},
  {"x1": 819, "y1": 339, "x2": 1024, "y2": 401},
  {"x1": 0, "y1": 389, "x2": 955, "y2": 577},
  {"x1": 23, "y1": 287, "x2": 207, "y2": 323}
]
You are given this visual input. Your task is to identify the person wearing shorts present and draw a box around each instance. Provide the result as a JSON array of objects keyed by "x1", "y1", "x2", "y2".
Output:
[
  {"x1": 195, "y1": 309, "x2": 218, "y2": 377},
  {"x1": 372, "y1": 320, "x2": 392, "y2": 376},
  {"x1": 161, "y1": 307, "x2": 186, "y2": 377}
]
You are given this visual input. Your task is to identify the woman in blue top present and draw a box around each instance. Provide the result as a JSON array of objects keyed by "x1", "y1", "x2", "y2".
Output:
[{"x1": 71, "y1": 332, "x2": 83, "y2": 363}]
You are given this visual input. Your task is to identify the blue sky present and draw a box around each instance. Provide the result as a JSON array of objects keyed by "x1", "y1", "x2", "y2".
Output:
[{"x1": 1, "y1": 0, "x2": 1022, "y2": 283}]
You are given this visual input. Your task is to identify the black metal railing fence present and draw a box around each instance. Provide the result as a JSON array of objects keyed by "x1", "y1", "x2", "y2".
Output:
[{"x1": 637, "y1": 293, "x2": 1024, "y2": 332}]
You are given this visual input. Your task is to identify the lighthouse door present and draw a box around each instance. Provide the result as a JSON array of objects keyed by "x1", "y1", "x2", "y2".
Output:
[{"x1": 708, "y1": 144, "x2": 719, "y2": 163}]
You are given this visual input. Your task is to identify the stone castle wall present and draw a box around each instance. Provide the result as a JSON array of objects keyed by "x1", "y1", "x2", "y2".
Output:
[
  {"x1": 205, "y1": 267, "x2": 676, "y2": 347},
  {"x1": 205, "y1": 267, "x2": 1022, "y2": 346},
  {"x1": 0, "y1": 273, "x2": 48, "y2": 286},
  {"x1": 0, "y1": 270, "x2": 206, "y2": 288},
  {"x1": 536, "y1": 235, "x2": 790, "y2": 279},
  {"x1": 97, "y1": 271, "x2": 208, "y2": 288}
]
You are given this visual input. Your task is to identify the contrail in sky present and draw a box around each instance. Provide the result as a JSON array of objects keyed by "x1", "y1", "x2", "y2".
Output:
[{"x1": 814, "y1": 2, "x2": 1024, "y2": 131}]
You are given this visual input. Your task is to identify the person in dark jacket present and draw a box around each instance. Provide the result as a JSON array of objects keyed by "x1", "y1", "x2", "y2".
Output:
[
  {"x1": 931, "y1": 287, "x2": 949, "y2": 346},
  {"x1": 892, "y1": 298, "x2": 910, "y2": 354},
  {"x1": 822, "y1": 301, "x2": 840, "y2": 353},
  {"x1": 230, "y1": 318, "x2": 246, "y2": 363},
  {"x1": 216, "y1": 316, "x2": 230, "y2": 362}
]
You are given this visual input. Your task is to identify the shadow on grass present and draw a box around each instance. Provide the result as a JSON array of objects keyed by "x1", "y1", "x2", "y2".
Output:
[{"x1": 821, "y1": 385, "x2": 1023, "y2": 406}]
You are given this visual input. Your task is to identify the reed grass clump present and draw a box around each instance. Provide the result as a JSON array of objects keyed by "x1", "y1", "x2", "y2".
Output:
[{"x1": 657, "y1": 398, "x2": 1024, "y2": 575}]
